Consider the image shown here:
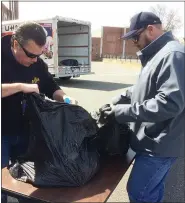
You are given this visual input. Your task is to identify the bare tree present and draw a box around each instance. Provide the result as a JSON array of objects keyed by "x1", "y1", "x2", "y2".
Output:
[{"x1": 150, "y1": 4, "x2": 182, "y2": 32}]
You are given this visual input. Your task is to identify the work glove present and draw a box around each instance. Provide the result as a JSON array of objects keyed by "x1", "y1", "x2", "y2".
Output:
[{"x1": 99, "y1": 104, "x2": 115, "y2": 124}]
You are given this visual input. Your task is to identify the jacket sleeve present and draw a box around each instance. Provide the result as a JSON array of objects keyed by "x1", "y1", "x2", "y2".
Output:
[{"x1": 114, "y1": 51, "x2": 185, "y2": 123}]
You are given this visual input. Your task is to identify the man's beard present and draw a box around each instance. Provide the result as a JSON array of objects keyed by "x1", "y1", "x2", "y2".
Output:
[
  {"x1": 143, "y1": 36, "x2": 151, "y2": 49},
  {"x1": 135, "y1": 36, "x2": 151, "y2": 50}
]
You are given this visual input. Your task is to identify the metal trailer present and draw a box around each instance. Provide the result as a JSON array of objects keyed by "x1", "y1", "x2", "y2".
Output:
[{"x1": 2, "y1": 16, "x2": 93, "y2": 80}]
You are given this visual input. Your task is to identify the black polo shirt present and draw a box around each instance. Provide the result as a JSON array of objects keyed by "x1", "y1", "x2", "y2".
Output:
[{"x1": 2, "y1": 35, "x2": 60, "y2": 136}]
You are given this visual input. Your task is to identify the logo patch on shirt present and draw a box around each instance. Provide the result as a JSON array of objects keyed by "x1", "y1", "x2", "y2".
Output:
[{"x1": 32, "y1": 77, "x2": 40, "y2": 84}]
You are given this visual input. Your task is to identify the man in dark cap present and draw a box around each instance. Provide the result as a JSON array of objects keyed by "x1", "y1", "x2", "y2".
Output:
[{"x1": 102, "y1": 12, "x2": 184, "y2": 202}]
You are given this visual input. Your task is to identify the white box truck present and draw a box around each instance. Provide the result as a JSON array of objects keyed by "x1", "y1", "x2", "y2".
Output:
[{"x1": 2, "y1": 16, "x2": 93, "y2": 80}]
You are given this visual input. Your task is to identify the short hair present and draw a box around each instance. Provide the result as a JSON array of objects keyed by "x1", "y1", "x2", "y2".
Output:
[
  {"x1": 153, "y1": 24, "x2": 163, "y2": 29},
  {"x1": 13, "y1": 22, "x2": 46, "y2": 47}
]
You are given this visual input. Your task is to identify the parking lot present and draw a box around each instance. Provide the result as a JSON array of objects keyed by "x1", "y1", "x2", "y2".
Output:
[
  {"x1": 59, "y1": 61, "x2": 184, "y2": 202},
  {"x1": 58, "y1": 61, "x2": 140, "y2": 112}
]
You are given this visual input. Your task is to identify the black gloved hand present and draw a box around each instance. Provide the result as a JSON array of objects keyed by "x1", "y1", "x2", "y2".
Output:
[{"x1": 99, "y1": 104, "x2": 115, "y2": 124}]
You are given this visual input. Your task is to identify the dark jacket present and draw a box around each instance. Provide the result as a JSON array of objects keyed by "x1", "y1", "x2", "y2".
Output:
[{"x1": 114, "y1": 31, "x2": 185, "y2": 157}]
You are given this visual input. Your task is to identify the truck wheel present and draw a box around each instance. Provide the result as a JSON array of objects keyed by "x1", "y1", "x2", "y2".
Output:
[{"x1": 60, "y1": 76, "x2": 71, "y2": 80}]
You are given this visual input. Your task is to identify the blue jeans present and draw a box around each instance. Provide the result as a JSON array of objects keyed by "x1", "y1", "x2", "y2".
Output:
[
  {"x1": 2, "y1": 135, "x2": 29, "y2": 203},
  {"x1": 127, "y1": 154, "x2": 177, "y2": 202},
  {"x1": 2, "y1": 135, "x2": 29, "y2": 169}
]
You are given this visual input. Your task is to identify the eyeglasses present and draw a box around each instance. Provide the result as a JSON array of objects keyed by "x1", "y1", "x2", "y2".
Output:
[
  {"x1": 17, "y1": 40, "x2": 43, "y2": 59},
  {"x1": 132, "y1": 28, "x2": 145, "y2": 43}
]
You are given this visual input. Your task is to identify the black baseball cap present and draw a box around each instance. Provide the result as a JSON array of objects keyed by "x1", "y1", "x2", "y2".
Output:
[{"x1": 122, "y1": 12, "x2": 162, "y2": 40}]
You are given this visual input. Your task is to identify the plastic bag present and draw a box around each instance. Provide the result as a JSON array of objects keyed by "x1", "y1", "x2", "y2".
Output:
[
  {"x1": 90, "y1": 104, "x2": 130, "y2": 156},
  {"x1": 9, "y1": 93, "x2": 100, "y2": 187}
]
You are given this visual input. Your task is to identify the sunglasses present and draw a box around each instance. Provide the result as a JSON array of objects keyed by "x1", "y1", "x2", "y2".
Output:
[
  {"x1": 17, "y1": 40, "x2": 43, "y2": 59},
  {"x1": 132, "y1": 28, "x2": 146, "y2": 42}
]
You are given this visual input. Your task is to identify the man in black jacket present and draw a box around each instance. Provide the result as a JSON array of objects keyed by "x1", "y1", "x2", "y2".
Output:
[
  {"x1": 2, "y1": 22, "x2": 77, "y2": 170},
  {"x1": 103, "y1": 12, "x2": 184, "y2": 202}
]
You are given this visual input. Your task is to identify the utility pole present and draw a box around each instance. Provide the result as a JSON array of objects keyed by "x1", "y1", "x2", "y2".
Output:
[{"x1": 122, "y1": 27, "x2": 127, "y2": 58}]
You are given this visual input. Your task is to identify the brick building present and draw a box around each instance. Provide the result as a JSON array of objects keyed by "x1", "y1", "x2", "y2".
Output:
[
  {"x1": 91, "y1": 37, "x2": 101, "y2": 61},
  {"x1": 101, "y1": 26, "x2": 138, "y2": 58},
  {"x1": 124, "y1": 28, "x2": 139, "y2": 58},
  {"x1": 1, "y1": 1, "x2": 19, "y2": 21},
  {"x1": 101, "y1": 26, "x2": 124, "y2": 57},
  {"x1": 91, "y1": 26, "x2": 139, "y2": 60}
]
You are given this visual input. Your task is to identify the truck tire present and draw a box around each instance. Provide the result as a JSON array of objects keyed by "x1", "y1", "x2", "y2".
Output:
[{"x1": 60, "y1": 76, "x2": 71, "y2": 80}]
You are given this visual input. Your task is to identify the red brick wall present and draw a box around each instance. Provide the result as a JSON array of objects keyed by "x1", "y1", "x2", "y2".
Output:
[
  {"x1": 91, "y1": 37, "x2": 101, "y2": 61},
  {"x1": 125, "y1": 40, "x2": 139, "y2": 57},
  {"x1": 101, "y1": 27, "x2": 139, "y2": 58},
  {"x1": 124, "y1": 28, "x2": 139, "y2": 58},
  {"x1": 102, "y1": 26, "x2": 124, "y2": 56}
]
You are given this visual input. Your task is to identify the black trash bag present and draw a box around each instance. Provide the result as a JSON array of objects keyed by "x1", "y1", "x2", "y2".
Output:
[
  {"x1": 9, "y1": 93, "x2": 100, "y2": 187},
  {"x1": 90, "y1": 104, "x2": 130, "y2": 156},
  {"x1": 59, "y1": 59, "x2": 79, "y2": 66}
]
